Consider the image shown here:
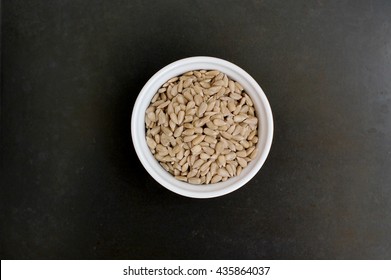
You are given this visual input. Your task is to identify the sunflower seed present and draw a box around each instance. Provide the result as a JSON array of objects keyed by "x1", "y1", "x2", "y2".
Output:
[
  {"x1": 149, "y1": 126, "x2": 160, "y2": 136},
  {"x1": 249, "y1": 148, "x2": 258, "y2": 159},
  {"x1": 206, "y1": 172, "x2": 213, "y2": 184},
  {"x1": 168, "y1": 113, "x2": 177, "y2": 125},
  {"x1": 192, "y1": 135, "x2": 205, "y2": 145},
  {"x1": 215, "y1": 142, "x2": 225, "y2": 154},
  {"x1": 244, "y1": 117, "x2": 258, "y2": 125},
  {"x1": 204, "y1": 128, "x2": 219, "y2": 136},
  {"x1": 225, "y1": 152, "x2": 236, "y2": 161},
  {"x1": 218, "y1": 167, "x2": 229, "y2": 177},
  {"x1": 237, "y1": 157, "x2": 247, "y2": 168},
  {"x1": 232, "y1": 134, "x2": 245, "y2": 141},
  {"x1": 160, "y1": 162, "x2": 170, "y2": 172},
  {"x1": 200, "y1": 168, "x2": 209, "y2": 177},
  {"x1": 200, "y1": 81, "x2": 211, "y2": 88},
  {"x1": 213, "y1": 80, "x2": 225, "y2": 87},
  {"x1": 198, "y1": 102, "x2": 207, "y2": 117},
  {"x1": 217, "y1": 155, "x2": 226, "y2": 167},
  {"x1": 183, "y1": 78, "x2": 193, "y2": 88},
  {"x1": 200, "y1": 160, "x2": 212, "y2": 172},
  {"x1": 169, "y1": 120, "x2": 176, "y2": 131},
  {"x1": 156, "y1": 144, "x2": 168, "y2": 155},
  {"x1": 236, "y1": 150, "x2": 247, "y2": 157},
  {"x1": 204, "y1": 121, "x2": 217, "y2": 131},
  {"x1": 146, "y1": 137, "x2": 157, "y2": 150},
  {"x1": 213, "y1": 119, "x2": 226, "y2": 126},
  {"x1": 240, "y1": 140, "x2": 250, "y2": 149},
  {"x1": 203, "y1": 146, "x2": 215, "y2": 155},
  {"x1": 206, "y1": 70, "x2": 220, "y2": 76},
  {"x1": 192, "y1": 94, "x2": 202, "y2": 105},
  {"x1": 200, "y1": 153, "x2": 210, "y2": 160},
  {"x1": 184, "y1": 116, "x2": 193, "y2": 123},
  {"x1": 191, "y1": 145, "x2": 202, "y2": 154},
  {"x1": 173, "y1": 126, "x2": 184, "y2": 137},
  {"x1": 226, "y1": 164, "x2": 235, "y2": 177},
  {"x1": 233, "y1": 115, "x2": 247, "y2": 122},
  {"x1": 247, "y1": 130, "x2": 257, "y2": 141},
  {"x1": 223, "y1": 75, "x2": 228, "y2": 87},
  {"x1": 183, "y1": 134, "x2": 198, "y2": 142},
  {"x1": 211, "y1": 175, "x2": 222, "y2": 184},
  {"x1": 208, "y1": 86, "x2": 222, "y2": 95},
  {"x1": 174, "y1": 111, "x2": 184, "y2": 125},
  {"x1": 171, "y1": 84, "x2": 178, "y2": 96},
  {"x1": 235, "y1": 82, "x2": 243, "y2": 91},
  {"x1": 175, "y1": 176, "x2": 187, "y2": 182},
  {"x1": 193, "y1": 159, "x2": 205, "y2": 169},
  {"x1": 178, "y1": 152, "x2": 186, "y2": 163},
  {"x1": 188, "y1": 177, "x2": 202, "y2": 184},
  {"x1": 183, "y1": 128, "x2": 195, "y2": 136},
  {"x1": 161, "y1": 126, "x2": 173, "y2": 136},
  {"x1": 225, "y1": 80, "x2": 234, "y2": 92},
  {"x1": 220, "y1": 131, "x2": 233, "y2": 140}
]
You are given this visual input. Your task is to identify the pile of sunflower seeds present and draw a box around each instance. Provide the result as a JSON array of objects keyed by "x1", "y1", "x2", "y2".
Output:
[{"x1": 145, "y1": 70, "x2": 259, "y2": 184}]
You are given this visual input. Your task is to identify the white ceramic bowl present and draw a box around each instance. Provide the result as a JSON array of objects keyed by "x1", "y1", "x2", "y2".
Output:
[{"x1": 131, "y1": 56, "x2": 273, "y2": 198}]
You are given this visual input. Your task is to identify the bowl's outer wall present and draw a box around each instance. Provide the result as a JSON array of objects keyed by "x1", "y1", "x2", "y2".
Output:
[{"x1": 131, "y1": 57, "x2": 273, "y2": 198}]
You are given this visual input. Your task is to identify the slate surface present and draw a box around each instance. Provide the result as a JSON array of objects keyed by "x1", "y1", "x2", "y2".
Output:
[{"x1": 1, "y1": 0, "x2": 391, "y2": 259}]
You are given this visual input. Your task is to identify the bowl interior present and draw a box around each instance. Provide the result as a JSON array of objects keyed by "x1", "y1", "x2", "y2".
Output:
[{"x1": 131, "y1": 57, "x2": 273, "y2": 198}]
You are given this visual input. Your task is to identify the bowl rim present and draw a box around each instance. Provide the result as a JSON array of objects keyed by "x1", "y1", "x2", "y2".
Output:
[{"x1": 131, "y1": 56, "x2": 273, "y2": 198}]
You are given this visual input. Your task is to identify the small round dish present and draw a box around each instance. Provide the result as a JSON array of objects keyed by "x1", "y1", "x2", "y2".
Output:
[{"x1": 131, "y1": 56, "x2": 273, "y2": 198}]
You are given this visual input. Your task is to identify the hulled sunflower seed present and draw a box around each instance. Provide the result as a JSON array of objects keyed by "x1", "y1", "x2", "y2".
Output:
[
  {"x1": 174, "y1": 126, "x2": 184, "y2": 137},
  {"x1": 192, "y1": 135, "x2": 205, "y2": 145},
  {"x1": 200, "y1": 153, "x2": 210, "y2": 160},
  {"x1": 193, "y1": 159, "x2": 205, "y2": 169},
  {"x1": 204, "y1": 128, "x2": 219, "y2": 136},
  {"x1": 249, "y1": 148, "x2": 258, "y2": 159},
  {"x1": 244, "y1": 117, "x2": 258, "y2": 125},
  {"x1": 217, "y1": 168, "x2": 229, "y2": 177},
  {"x1": 206, "y1": 121, "x2": 218, "y2": 130},
  {"x1": 188, "y1": 177, "x2": 202, "y2": 184},
  {"x1": 237, "y1": 157, "x2": 248, "y2": 168},
  {"x1": 217, "y1": 155, "x2": 226, "y2": 167},
  {"x1": 215, "y1": 142, "x2": 225, "y2": 154},
  {"x1": 191, "y1": 145, "x2": 202, "y2": 154},
  {"x1": 211, "y1": 175, "x2": 222, "y2": 184},
  {"x1": 183, "y1": 128, "x2": 195, "y2": 136},
  {"x1": 226, "y1": 164, "x2": 235, "y2": 177},
  {"x1": 203, "y1": 146, "x2": 215, "y2": 155},
  {"x1": 146, "y1": 137, "x2": 157, "y2": 150},
  {"x1": 225, "y1": 152, "x2": 236, "y2": 161},
  {"x1": 213, "y1": 119, "x2": 226, "y2": 126},
  {"x1": 233, "y1": 114, "x2": 247, "y2": 122},
  {"x1": 206, "y1": 172, "x2": 213, "y2": 184},
  {"x1": 200, "y1": 160, "x2": 212, "y2": 172},
  {"x1": 183, "y1": 135, "x2": 198, "y2": 142},
  {"x1": 236, "y1": 150, "x2": 247, "y2": 157},
  {"x1": 175, "y1": 175, "x2": 187, "y2": 182}
]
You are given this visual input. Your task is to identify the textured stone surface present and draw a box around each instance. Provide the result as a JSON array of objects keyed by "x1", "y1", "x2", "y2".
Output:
[{"x1": 1, "y1": 0, "x2": 391, "y2": 259}]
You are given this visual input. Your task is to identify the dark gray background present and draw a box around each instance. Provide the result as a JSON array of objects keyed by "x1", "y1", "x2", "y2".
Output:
[{"x1": 1, "y1": 0, "x2": 391, "y2": 259}]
